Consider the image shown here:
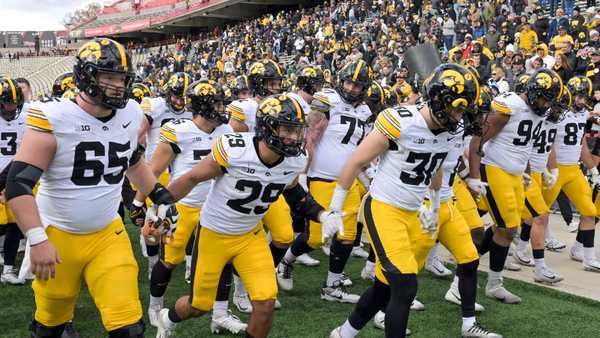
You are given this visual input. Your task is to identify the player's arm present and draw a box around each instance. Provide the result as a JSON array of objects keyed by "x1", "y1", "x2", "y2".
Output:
[
  {"x1": 283, "y1": 178, "x2": 325, "y2": 223},
  {"x1": 581, "y1": 140, "x2": 596, "y2": 170},
  {"x1": 229, "y1": 118, "x2": 249, "y2": 132},
  {"x1": 167, "y1": 155, "x2": 223, "y2": 201},
  {"x1": 228, "y1": 102, "x2": 249, "y2": 132},
  {"x1": 6, "y1": 128, "x2": 58, "y2": 280}
]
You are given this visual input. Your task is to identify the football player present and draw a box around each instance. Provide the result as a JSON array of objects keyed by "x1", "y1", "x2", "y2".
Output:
[
  {"x1": 542, "y1": 75, "x2": 600, "y2": 272},
  {"x1": 467, "y1": 68, "x2": 564, "y2": 304},
  {"x1": 51, "y1": 72, "x2": 75, "y2": 98},
  {"x1": 0, "y1": 77, "x2": 26, "y2": 285},
  {"x1": 328, "y1": 64, "x2": 480, "y2": 338},
  {"x1": 279, "y1": 60, "x2": 373, "y2": 303},
  {"x1": 154, "y1": 95, "x2": 342, "y2": 338},
  {"x1": 6, "y1": 38, "x2": 178, "y2": 338}
]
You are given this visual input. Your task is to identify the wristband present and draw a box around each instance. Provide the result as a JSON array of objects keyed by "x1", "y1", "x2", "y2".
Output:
[
  {"x1": 26, "y1": 227, "x2": 48, "y2": 246},
  {"x1": 132, "y1": 199, "x2": 145, "y2": 207}
]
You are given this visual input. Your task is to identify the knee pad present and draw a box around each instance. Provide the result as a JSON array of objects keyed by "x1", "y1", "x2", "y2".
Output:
[
  {"x1": 108, "y1": 320, "x2": 145, "y2": 338},
  {"x1": 30, "y1": 320, "x2": 65, "y2": 338}
]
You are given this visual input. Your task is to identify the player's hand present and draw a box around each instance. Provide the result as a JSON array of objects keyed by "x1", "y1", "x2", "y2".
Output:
[
  {"x1": 590, "y1": 167, "x2": 600, "y2": 188},
  {"x1": 417, "y1": 204, "x2": 437, "y2": 236},
  {"x1": 147, "y1": 203, "x2": 179, "y2": 238},
  {"x1": 523, "y1": 173, "x2": 532, "y2": 189},
  {"x1": 30, "y1": 240, "x2": 61, "y2": 281},
  {"x1": 465, "y1": 177, "x2": 487, "y2": 200},
  {"x1": 542, "y1": 168, "x2": 558, "y2": 189},
  {"x1": 319, "y1": 210, "x2": 345, "y2": 243},
  {"x1": 129, "y1": 199, "x2": 147, "y2": 227}
]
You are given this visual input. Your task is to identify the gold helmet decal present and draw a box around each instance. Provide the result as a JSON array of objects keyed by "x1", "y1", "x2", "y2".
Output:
[
  {"x1": 535, "y1": 72, "x2": 553, "y2": 90},
  {"x1": 260, "y1": 96, "x2": 283, "y2": 116},
  {"x1": 78, "y1": 41, "x2": 102, "y2": 61},
  {"x1": 193, "y1": 82, "x2": 217, "y2": 96},
  {"x1": 301, "y1": 67, "x2": 317, "y2": 77},
  {"x1": 250, "y1": 62, "x2": 266, "y2": 75},
  {"x1": 440, "y1": 69, "x2": 466, "y2": 94}
]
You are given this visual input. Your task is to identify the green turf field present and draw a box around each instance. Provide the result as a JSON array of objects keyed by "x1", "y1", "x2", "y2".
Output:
[{"x1": 1, "y1": 222, "x2": 599, "y2": 338}]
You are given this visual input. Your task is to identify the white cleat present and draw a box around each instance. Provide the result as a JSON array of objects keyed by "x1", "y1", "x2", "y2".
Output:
[
  {"x1": 329, "y1": 326, "x2": 342, "y2": 338},
  {"x1": 321, "y1": 280, "x2": 360, "y2": 303},
  {"x1": 444, "y1": 288, "x2": 485, "y2": 312},
  {"x1": 545, "y1": 238, "x2": 566, "y2": 252},
  {"x1": 148, "y1": 300, "x2": 163, "y2": 327},
  {"x1": 583, "y1": 258, "x2": 600, "y2": 273},
  {"x1": 410, "y1": 298, "x2": 425, "y2": 311},
  {"x1": 211, "y1": 311, "x2": 247, "y2": 334},
  {"x1": 534, "y1": 266, "x2": 564, "y2": 284},
  {"x1": 373, "y1": 311, "x2": 411, "y2": 335},
  {"x1": 503, "y1": 260, "x2": 521, "y2": 271},
  {"x1": 566, "y1": 222, "x2": 578, "y2": 233},
  {"x1": 156, "y1": 309, "x2": 176, "y2": 338},
  {"x1": 360, "y1": 264, "x2": 375, "y2": 282},
  {"x1": 276, "y1": 261, "x2": 294, "y2": 291},
  {"x1": 570, "y1": 245, "x2": 584, "y2": 262},
  {"x1": 148, "y1": 255, "x2": 159, "y2": 281},
  {"x1": 351, "y1": 246, "x2": 369, "y2": 258},
  {"x1": 0, "y1": 268, "x2": 25, "y2": 285},
  {"x1": 340, "y1": 272, "x2": 353, "y2": 287},
  {"x1": 425, "y1": 255, "x2": 452, "y2": 277},
  {"x1": 184, "y1": 263, "x2": 191, "y2": 284},
  {"x1": 485, "y1": 282, "x2": 521, "y2": 304},
  {"x1": 274, "y1": 298, "x2": 282, "y2": 309},
  {"x1": 322, "y1": 241, "x2": 331, "y2": 256},
  {"x1": 296, "y1": 253, "x2": 320, "y2": 266},
  {"x1": 462, "y1": 322, "x2": 503, "y2": 337},
  {"x1": 233, "y1": 291, "x2": 253, "y2": 313},
  {"x1": 513, "y1": 249, "x2": 534, "y2": 267}
]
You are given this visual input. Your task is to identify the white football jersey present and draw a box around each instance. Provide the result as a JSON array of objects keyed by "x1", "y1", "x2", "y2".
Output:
[
  {"x1": 554, "y1": 109, "x2": 588, "y2": 165},
  {"x1": 141, "y1": 97, "x2": 192, "y2": 161},
  {"x1": 482, "y1": 92, "x2": 544, "y2": 175},
  {"x1": 160, "y1": 119, "x2": 232, "y2": 208},
  {"x1": 27, "y1": 98, "x2": 143, "y2": 233},
  {"x1": 0, "y1": 105, "x2": 27, "y2": 171},
  {"x1": 370, "y1": 106, "x2": 451, "y2": 211},
  {"x1": 201, "y1": 132, "x2": 306, "y2": 235},
  {"x1": 308, "y1": 89, "x2": 372, "y2": 180},
  {"x1": 226, "y1": 98, "x2": 259, "y2": 131},
  {"x1": 529, "y1": 119, "x2": 557, "y2": 172}
]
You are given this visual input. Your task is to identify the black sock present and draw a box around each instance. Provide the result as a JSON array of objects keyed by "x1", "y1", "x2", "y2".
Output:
[
  {"x1": 185, "y1": 234, "x2": 194, "y2": 256},
  {"x1": 576, "y1": 229, "x2": 583, "y2": 244},
  {"x1": 348, "y1": 278, "x2": 390, "y2": 330},
  {"x1": 520, "y1": 223, "x2": 531, "y2": 242},
  {"x1": 457, "y1": 260, "x2": 478, "y2": 318},
  {"x1": 532, "y1": 249, "x2": 544, "y2": 259},
  {"x1": 216, "y1": 264, "x2": 233, "y2": 301},
  {"x1": 477, "y1": 227, "x2": 494, "y2": 255},
  {"x1": 353, "y1": 222, "x2": 364, "y2": 247},
  {"x1": 3, "y1": 223, "x2": 22, "y2": 266},
  {"x1": 579, "y1": 229, "x2": 595, "y2": 248},
  {"x1": 269, "y1": 242, "x2": 288, "y2": 266},
  {"x1": 150, "y1": 261, "x2": 173, "y2": 297},
  {"x1": 290, "y1": 233, "x2": 313, "y2": 257},
  {"x1": 489, "y1": 239, "x2": 509, "y2": 272},
  {"x1": 147, "y1": 244, "x2": 159, "y2": 257},
  {"x1": 329, "y1": 237, "x2": 353, "y2": 274},
  {"x1": 384, "y1": 272, "x2": 417, "y2": 338},
  {"x1": 291, "y1": 213, "x2": 306, "y2": 233},
  {"x1": 367, "y1": 245, "x2": 376, "y2": 263}
]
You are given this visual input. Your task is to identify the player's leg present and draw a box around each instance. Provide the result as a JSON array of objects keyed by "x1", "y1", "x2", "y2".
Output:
[
  {"x1": 210, "y1": 264, "x2": 247, "y2": 334},
  {"x1": 0, "y1": 221, "x2": 24, "y2": 284}
]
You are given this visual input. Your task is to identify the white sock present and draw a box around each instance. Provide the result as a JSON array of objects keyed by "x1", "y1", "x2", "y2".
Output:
[
  {"x1": 163, "y1": 309, "x2": 177, "y2": 328},
  {"x1": 212, "y1": 300, "x2": 229, "y2": 319},
  {"x1": 150, "y1": 295, "x2": 163, "y2": 307},
  {"x1": 2, "y1": 265, "x2": 13, "y2": 274},
  {"x1": 233, "y1": 275, "x2": 247, "y2": 295},
  {"x1": 427, "y1": 243, "x2": 439, "y2": 263},
  {"x1": 364, "y1": 260, "x2": 375, "y2": 271},
  {"x1": 340, "y1": 319, "x2": 359, "y2": 337},
  {"x1": 584, "y1": 247, "x2": 597, "y2": 262},
  {"x1": 516, "y1": 238, "x2": 528, "y2": 252},
  {"x1": 450, "y1": 275, "x2": 459, "y2": 292},
  {"x1": 534, "y1": 258, "x2": 546, "y2": 270},
  {"x1": 327, "y1": 271, "x2": 342, "y2": 286},
  {"x1": 546, "y1": 225, "x2": 554, "y2": 241},
  {"x1": 573, "y1": 240, "x2": 583, "y2": 249},
  {"x1": 462, "y1": 316, "x2": 476, "y2": 330},
  {"x1": 488, "y1": 270, "x2": 502, "y2": 285},
  {"x1": 283, "y1": 248, "x2": 297, "y2": 264},
  {"x1": 185, "y1": 255, "x2": 192, "y2": 268}
]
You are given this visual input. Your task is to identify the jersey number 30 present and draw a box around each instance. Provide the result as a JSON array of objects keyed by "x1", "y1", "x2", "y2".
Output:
[{"x1": 71, "y1": 141, "x2": 130, "y2": 186}]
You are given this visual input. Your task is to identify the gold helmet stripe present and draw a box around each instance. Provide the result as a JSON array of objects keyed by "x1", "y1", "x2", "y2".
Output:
[
  {"x1": 114, "y1": 41, "x2": 129, "y2": 71},
  {"x1": 352, "y1": 60, "x2": 364, "y2": 82},
  {"x1": 288, "y1": 96, "x2": 304, "y2": 121},
  {"x1": 8, "y1": 79, "x2": 17, "y2": 102},
  {"x1": 184, "y1": 75, "x2": 189, "y2": 95}
]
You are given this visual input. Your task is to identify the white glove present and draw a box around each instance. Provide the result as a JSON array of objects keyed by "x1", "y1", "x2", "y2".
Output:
[
  {"x1": 542, "y1": 168, "x2": 559, "y2": 189},
  {"x1": 522, "y1": 173, "x2": 532, "y2": 189},
  {"x1": 146, "y1": 203, "x2": 179, "y2": 238},
  {"x1": 357, "y1": 171, "x2": 371, "y2": 188},
  {"x1": 329, "y1": 185, "x2": 348, "y2": 212},
  {"x1": 465, "y1": 177, "x2": 487, "y2": 198},
  {"x1": 418, "y1": 204, "x2": 437, "y2": 236},
  {"x1": 319, "y1": 210, "x2": 345, "y2": 243},
  {"x1": 590, "y1": 167, "x2": 600, "y2": 188}
]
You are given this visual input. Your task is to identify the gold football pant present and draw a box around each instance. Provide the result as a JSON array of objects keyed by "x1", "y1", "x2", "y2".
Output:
[
  {"x1": 521, "y1": 172, "x2": 550, "y2": 220},
  {"x1": 190, "y1": 225, "x2": 277, "y2": 312},
  {"x1": 262, "y1": 195, "x2": 293, "y2": 245},
  {"x1": 33, "y1": 218, "x2": 141, "y2": 331},
  {"x1": 479, "y1": 164, "x2": 525, "y2": 229},
  {"x1": 542, "y1": 164, "x2": 597, "y2": 217},
  {"x1": 163, "y1": 203, "x2": 200, "y2": 266},
  {"x1": 452, "y1": 177, "x2": 484, "y2": 230},
  {"x1": 307, "y1": 178, "x2": 361, "y2": 248}
]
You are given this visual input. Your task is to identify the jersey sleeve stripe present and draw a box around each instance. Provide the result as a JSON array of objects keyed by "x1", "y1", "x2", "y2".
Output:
[
  {"x1": 491, "y1": 100, "x2": 512, "y2": 115},
  {"x1": 212, "y1": 138, "x2": 228, "y2": 167},
  {"x1": 381, "y1": 110, "x2": 401, "y2": 131},
  {"x1": 26, "y1": 114, "x2": 53, "y2": 132},
  {"x1": 228, "y1": 107, "x2": 246, "y2": 121},
  {"x1": 159, "y1": 127, "x2": 177, "y2": 144},
  {"x1": 313, "y1": 94, "x2": 331, "y2": 107},
  {"x1": 373, "y1": 111, "x2": 401, "y2": 140}
]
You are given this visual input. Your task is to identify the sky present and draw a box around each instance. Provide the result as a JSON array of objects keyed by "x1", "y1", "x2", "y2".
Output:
[{"x1": 0, "y1": 0, "x2": 103, "y2": 31}]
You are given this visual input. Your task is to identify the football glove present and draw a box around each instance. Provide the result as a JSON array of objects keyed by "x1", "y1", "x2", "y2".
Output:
[
  {"x1": 130, "y1": 199, "x2": 147, "y2": 227},
  {"x1": 146, "y1": 203, "x2": 179, "y2": 238},
  {"x1": 590, "y1": 167, "x2": 600, "y2": 188},
  {"x1": 542, "y1": 168, "x2": 559, "y2": 189},
  {"x1": 522, "y1": 173, "x2": 532, "y2": 189},
  {"x1": 319, "y1": 210, "x2": 345, "y2": 243},
  {"x1": 465, "y1": 177, "x2": 487, "y2": 199}
]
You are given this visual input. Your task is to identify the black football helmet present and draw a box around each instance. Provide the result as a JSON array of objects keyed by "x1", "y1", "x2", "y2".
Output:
[
  {"x1": 256, "y1": 94, "x2": 307, "y2": 157},
  {"x1": 296, "y1": 66, "x2": 324, "y2": 95},
  {"x1": 132, "y1": 83, "x2": 151, "y2": 104},
  {"x1": 164, "y1": 72, "x2": 191, "y2": 113},
  {"x1": 73, "y1": 38, "x2": 135, "y2": 109},
  {"x1": 187, "y1": 79, "x2": 231, "y2": 125},
  {"x1": 465, "y1": 85, "x2": 493, "y2": 136},
  {"x1": 423, "y1": 63, "x2": 480, "y2": 132},
  {"x1": 52, "y1": 72, "x2": 75, "y2": 97},
  {"x1": 548, "y1": 87, "x2": 571, "y2": 123},
  {"x1": 524, "y1": 68, "x2": 564, "y2": 116},
  {"x1": 515, "y1": 73, "x2": 530, "y2": 93},
  {"x1": 231, "y1": 75, "x2": 252, "y2": 99},
  {"x1": 336, "y1": 59, "x2": 373, "y2": 104},
  {"x1": 366, "y1": 81, "x2": 386, "y2": 115},
  {"x1": 248, "y1": 59, "x2": 284, "y2": 97},
  {"x1": 567, "y1": 75, "x2": 592, "y2": 112},
  {"x1": 0, "y1": 77, "x2": 24, "y2": 121}
]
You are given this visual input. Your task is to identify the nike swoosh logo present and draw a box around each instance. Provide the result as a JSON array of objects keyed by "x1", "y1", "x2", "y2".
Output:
[
  {"x1": 115, "y1": 230, "x2": 124, "y2": 235},
  {"x1": 283, "y1": 171, "x2": 295, "y2": 175},
  {"x1": 122, "y1": 121, "x2": 132, "y2": 128}
]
